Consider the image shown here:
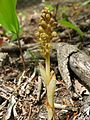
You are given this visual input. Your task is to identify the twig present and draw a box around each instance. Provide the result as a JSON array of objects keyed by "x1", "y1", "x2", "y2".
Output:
[
  {"x1": 54, "y1": 103, "x2": 67, "y2": 109},
  {"x1": 55, "y1": 2, "x2": 60, "y2": 20},
  {"x1": 28, "y1": 68, "x2": 36, "y2": 83},
  {"x1": 37, "y1": 76, "x2": 42, "y2": 101},
  {"x1": 17, "y1": 35, "x2": 26, "y2": 70},
  {"x1": 17, "y1": 70, "x2": 26, "y2": 86}
]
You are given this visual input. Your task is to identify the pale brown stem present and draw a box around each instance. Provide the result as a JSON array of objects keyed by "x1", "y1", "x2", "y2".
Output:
[
  {"x1": 45, "y1": 50, "x2": 55, "y2": 120},
  {"x1": 17, "y1": 36, "x2": 26, "y2": 70},
  {"x1": 45, "y1": 51, "x2": 50, "y2": 85}
]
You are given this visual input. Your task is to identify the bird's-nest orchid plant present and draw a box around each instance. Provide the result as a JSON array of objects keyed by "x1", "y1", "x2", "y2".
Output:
[{"x1": 35, "y1": 7, "x2": 57, "y2": 120}]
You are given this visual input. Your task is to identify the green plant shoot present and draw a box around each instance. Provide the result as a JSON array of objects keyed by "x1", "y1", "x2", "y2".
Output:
[{"x1": 0, "y1": 0, "x2": 25, "y2": 70}]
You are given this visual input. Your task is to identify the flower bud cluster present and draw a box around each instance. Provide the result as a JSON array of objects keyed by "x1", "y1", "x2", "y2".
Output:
[{"x1": 35, "y1": 7, "x2": 57, "y2": 57}]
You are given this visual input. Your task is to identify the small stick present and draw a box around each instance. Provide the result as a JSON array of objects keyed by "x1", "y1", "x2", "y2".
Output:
[{"x1": 17, "y1": 35, "x2": 26, "y2": 70}]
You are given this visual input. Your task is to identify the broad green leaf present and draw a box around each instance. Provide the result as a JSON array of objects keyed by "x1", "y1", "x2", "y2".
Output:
[
  {"x1": 0, "y1": 0, "x2": 19, "y2": 36},
  {"x1": 58, "y1": 19, "x2": 84, "y2": 37}
]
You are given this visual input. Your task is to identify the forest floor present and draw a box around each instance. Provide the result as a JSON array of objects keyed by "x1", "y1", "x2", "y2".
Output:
[{"x1": 0, "y1": 0, "x2": 90, "y2": 120}]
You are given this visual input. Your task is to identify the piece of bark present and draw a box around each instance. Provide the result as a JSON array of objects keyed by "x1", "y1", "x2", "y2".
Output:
[{"x1": 69, "y1": 51, "x2": 90, "y2": 92}]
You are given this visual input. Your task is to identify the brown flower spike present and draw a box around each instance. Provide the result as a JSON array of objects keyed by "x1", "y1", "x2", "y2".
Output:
[{"x1": 36, "y1": 7, "x2": 57, "y2": 57}]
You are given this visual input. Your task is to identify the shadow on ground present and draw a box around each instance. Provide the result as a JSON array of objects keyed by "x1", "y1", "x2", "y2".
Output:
[{"x1": 17, "y1": 0, "x2": 42, "y2": 9}]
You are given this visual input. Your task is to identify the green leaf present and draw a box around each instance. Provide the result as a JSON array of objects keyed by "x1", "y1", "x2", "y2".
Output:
[
  {"x1": 0, "y1": 0, "x2": 19, "y2": 36},
  {"x1": 58, "y1": 19, "x2": 84, "y2": 37},
  {"x1": 81, "y1": 0, "x2": 90, "y2": 6}
]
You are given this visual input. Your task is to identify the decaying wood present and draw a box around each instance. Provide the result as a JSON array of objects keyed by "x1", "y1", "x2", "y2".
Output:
[
  {"x1": 57, "y1": 43, "x2": 78, "y2": 90},
  {"x1": 69, "y1": 51, "x2": 90, "y2": 92},
  {"x1": 0, "y1": 43, "x2": 39, "y2": 54},
  {"x1": 57, "y1": 42, "x2": 90, "y2": 92}
]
